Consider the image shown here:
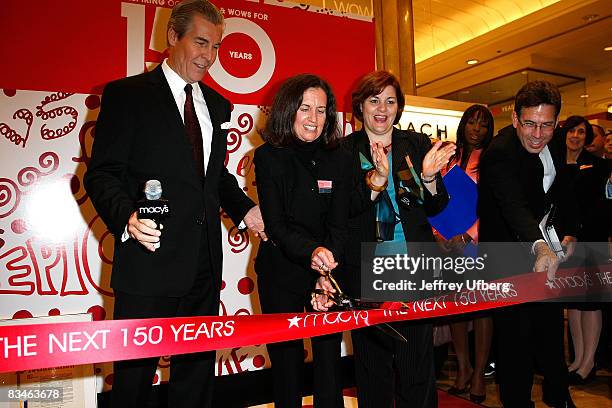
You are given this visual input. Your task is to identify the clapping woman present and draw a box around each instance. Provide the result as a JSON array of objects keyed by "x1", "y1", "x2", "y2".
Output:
[{"x1": 316, "y1": 70, "x2": 455, "y2": 407}]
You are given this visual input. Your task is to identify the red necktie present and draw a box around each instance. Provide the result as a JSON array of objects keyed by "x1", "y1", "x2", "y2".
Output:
[{"x1": 184, "y1": 83, "x2": 204, "y2": 178}]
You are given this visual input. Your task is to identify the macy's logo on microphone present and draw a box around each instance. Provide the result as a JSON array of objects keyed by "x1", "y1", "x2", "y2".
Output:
[{"x1": 138, "y1": 205, "x2": 169, "y2": 215}]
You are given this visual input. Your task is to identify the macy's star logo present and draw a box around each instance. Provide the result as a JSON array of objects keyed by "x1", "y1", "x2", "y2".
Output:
[
  {"x1": 287, "y1": 316, "x2": 302, "y2": 328},
  {"x1": 545, "y1": 279, "x2": 557, "y2": 289}
]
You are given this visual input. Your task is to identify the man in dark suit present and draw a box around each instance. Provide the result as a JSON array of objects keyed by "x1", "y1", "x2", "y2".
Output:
[
  {"x1": 478, "y1": 81, "x2": 578, "y2": 408},
  {"x1": 84, "y1": 1, "x2": 264, "y2": 407}
]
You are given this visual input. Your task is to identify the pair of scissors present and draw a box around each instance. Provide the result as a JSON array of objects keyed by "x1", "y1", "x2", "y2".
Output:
[{"x1": 313, "y1": 272, "x2": 408, "y2": 343}]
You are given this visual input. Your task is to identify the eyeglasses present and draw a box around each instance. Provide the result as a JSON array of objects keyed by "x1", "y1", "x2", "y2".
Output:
[{"x1": 517, "y1": 118, "x2": 556, "y2": 132}]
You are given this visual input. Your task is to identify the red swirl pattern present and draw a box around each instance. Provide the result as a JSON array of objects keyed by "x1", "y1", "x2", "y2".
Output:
[
  {"x1": 69, "y1": 120, "x2": 97, "y2": 205},
  {"x1": 226, "y1": 113, "x2": 254, "y2": 159},
  {"x1": 36, "y1": 92, "x2": 78, "y2": 140},
  {"x1": 0, "y1": 152, "x2": 59, "y2": 218},
  {"x1": 227, "y1": 225, "x2": 249, "y2": 254},
  {"x1": 0, "y1": 178, "x2": 21, "y2": 219},
  {"x1": 16, "y1": 152, "x2": 60, "y2": 189},
  {"x1": 73, "y1": 121, "x2": 97, "y2": 166},
  {"x1": 0, "y1": 109, "x2": 33, "y2": 148}
]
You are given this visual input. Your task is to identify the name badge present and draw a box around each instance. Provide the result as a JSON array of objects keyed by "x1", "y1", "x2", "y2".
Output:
[{"x1": 318, "y1": 180, "x2": 333, "y2": 193}]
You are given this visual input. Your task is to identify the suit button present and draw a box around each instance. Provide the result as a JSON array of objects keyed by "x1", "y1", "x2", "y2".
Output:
[{"x1": 195, "y1": 217, "x2": 204, "y2": 225}]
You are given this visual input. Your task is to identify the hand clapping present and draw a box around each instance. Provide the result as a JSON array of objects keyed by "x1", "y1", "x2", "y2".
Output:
[{"x1": 422, "y1": 141, "x2": 456, "y2": 179}]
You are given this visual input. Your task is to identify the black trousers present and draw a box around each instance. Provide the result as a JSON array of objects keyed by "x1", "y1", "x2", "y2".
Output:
[
  {"x1": 495, "y1": 303, "x2": 569, "y2": 408},
  {"x1": 258, "y1": 275, "x2": 344, "y2": 408},
  {"x1": 351, "y1": 321, "x2": 437, "y2": 408},
  {"x1": 110, "y1": 228, "x2": 217, "y2": 408}
]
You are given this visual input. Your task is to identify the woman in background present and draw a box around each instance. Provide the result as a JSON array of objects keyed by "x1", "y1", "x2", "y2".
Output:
[
  {"x1": 440, "y1": 105, "x2": 494, "y2": 404},
  {"x1": 254, "y1": 74, "x2": 351, "y2": 407},
  {"x1": 605, "y1": 132, "x2": 612, "y2": 160},
  {"x1": 561, "y1": 116, "x2": 608, "y2": 385}
]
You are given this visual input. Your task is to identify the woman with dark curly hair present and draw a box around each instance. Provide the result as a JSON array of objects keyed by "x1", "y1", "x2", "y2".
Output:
[{"x1": 254, "y1": 73, "x2": 351, "y2": 407}]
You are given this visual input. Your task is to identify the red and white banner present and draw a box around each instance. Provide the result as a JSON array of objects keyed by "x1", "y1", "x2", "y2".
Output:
[
  {"x1": 2, "y1": 266, "x2": 611, "y2": 374},
  {"x1": 0, "y1": 0, "x2": 374, "y2": 111}
]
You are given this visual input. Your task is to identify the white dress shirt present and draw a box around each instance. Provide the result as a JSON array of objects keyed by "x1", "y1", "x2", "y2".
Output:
[
  {"x1": 162, "y1": 59, "x2": 213, "y2": 174},
  {"x1": 539, "y1": 145, "x2": 555, "y2": 193},
  {"x1": 532, "y1": 145, "x2": 557, "y2": 252}
]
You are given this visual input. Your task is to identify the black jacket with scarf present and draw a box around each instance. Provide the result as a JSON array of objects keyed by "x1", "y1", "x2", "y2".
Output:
[{"x1": 341, "y1": 128, "x2": 449, "y2": 297}]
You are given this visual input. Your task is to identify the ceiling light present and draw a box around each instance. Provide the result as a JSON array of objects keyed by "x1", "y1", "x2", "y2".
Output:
[
  {"x1": 580, "y1": 94, "x2": 589, "y2": 98},
  {"x1": 415, "y1": 83, "x2": 420, "y2": 86},
  {"x1": 466, "y1": 59, "x2": 479, "y2": 65},
  {"x1": 604, "y1": 46, "x2": 612, "y2": 51}
]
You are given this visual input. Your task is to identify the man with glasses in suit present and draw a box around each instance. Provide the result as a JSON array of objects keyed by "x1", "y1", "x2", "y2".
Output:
[{"x1": 478, "y1": 81, "x2": 578, "y2": 408}]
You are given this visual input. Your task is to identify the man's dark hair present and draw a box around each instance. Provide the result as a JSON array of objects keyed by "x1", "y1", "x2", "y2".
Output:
[
  {"x1": 261, "y1": 74, "x2": 341, "y2": 148},
  {"x1": 592, "y1": 124, "x2": 604, "y2": 137},
  {"x1": 514, "y1": 80, "x2": 562, "y2": 118}
]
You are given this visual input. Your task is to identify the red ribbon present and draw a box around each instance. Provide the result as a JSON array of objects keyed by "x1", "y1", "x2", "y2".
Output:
[{"x1": 0, "y1": 267, "x2": 609, "y2": 373}]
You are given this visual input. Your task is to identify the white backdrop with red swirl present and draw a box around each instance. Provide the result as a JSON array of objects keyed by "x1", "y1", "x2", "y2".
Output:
[{"x1": 0, "y1": 0, "x2": 374, "y2": 390}]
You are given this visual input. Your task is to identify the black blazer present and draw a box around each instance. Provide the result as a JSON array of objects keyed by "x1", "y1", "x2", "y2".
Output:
[
  {"x1": 478, "y1": 125, "x2": 578, "y2": 244},
  {"x1": 569, "y1": 150, "x2": 610, "y2": 242},
  {"x1": 253, "y1": 141, "x2": 351, "y2": 296},
  {"x1": 84, "y1": 65, "x2": 254, "y2": 297},
  {"x1": 341, "y1": 128, "x2": 449, "y2": 296}
]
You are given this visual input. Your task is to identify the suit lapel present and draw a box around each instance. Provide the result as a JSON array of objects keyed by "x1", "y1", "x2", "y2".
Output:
[
  {"x1": 516, "y1": 136, "x2": 546, "y2": 203},
  {"x1": 522, "y1": 145, "x2": 544, "y2": 187},
  {"x1": 392, "y1": 128, "x2": 414, "y2": 180},
  {"x1": 355, "y1": 130, "x2": 371, "y2": 163},
  {"x1": 147, "y1": 65, "x2": 187, "y2": 144},
  {"x1": 147, "y1": 66, "x2": 202, "y2": 188}
]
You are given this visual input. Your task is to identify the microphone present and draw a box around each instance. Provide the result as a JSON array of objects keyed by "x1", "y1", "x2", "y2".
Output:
[{"x1": 136, "y1": 180, "x2": 171, "y2": 248}]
